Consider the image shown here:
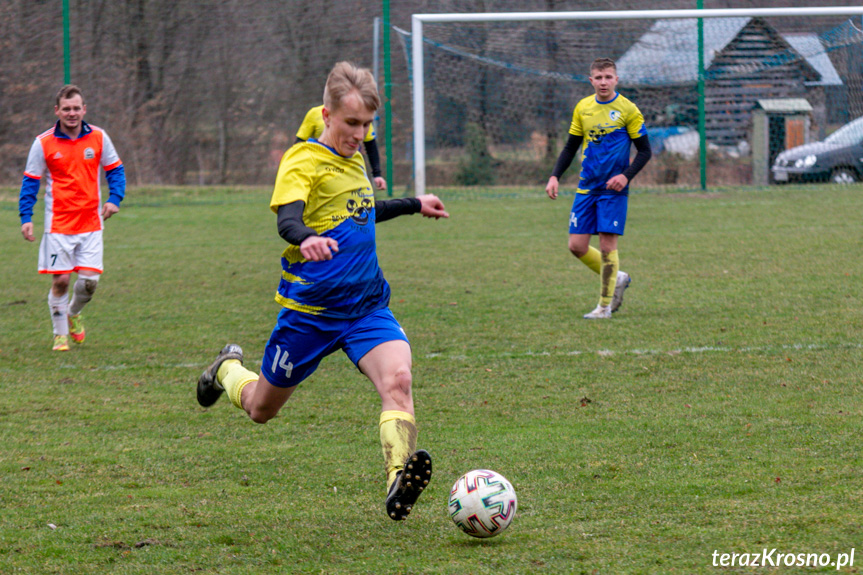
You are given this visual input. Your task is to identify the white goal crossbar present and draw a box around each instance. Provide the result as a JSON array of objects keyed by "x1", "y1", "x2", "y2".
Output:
[{"x1": 410, "y1": 6, "x2": 863, "y2": 194}]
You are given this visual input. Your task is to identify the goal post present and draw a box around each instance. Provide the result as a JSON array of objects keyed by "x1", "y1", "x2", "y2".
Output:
[{"x1": 410, "y1": 6, "x2": 863, "y2": 195}]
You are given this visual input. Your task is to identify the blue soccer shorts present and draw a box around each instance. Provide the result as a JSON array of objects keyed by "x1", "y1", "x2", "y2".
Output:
[
  {"x1": 569, "y1": 193, "x2": 628, "y2": 235},
  {"x1": 260, "y1": 306, "x2": 410, "y2": 388}
]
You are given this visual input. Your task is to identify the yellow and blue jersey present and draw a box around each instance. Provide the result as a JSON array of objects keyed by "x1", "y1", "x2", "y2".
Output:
[
  {"x1": 569, "y1": 93, "x2": 646, "y2": 195},
  {"x1": 296, "y1": 105, "x2": 376, "y2": 143},
  {"x1": 270, "y1": 140, "x2": 386, "y2": 319}
]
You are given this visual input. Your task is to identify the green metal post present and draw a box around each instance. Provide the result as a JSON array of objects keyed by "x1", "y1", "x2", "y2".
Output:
[
  {"x1": 63, "y1": 0, "x2": 71, "y2": 83},
  {"x1": 697, "y1": 0, "x2": 706, "y2": 190},
  {"x1": 382, "y1": 0, "x2": 394, "y2": 196}
]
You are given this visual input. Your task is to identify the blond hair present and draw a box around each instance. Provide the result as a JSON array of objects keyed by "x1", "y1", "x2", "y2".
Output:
[{"x1": 323, "y1": 61, "x2": 380, "y2": 113}]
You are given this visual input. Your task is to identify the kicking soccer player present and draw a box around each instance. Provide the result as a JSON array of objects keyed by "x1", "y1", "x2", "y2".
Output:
[
  {"x1": 19, "y1": 84, "x2": 126, "y2": 350},
  {"x1": 295, "y1": 103, "x2": 387, "y2": 191},
  {"x1": 546, "y1": 57, "x2": 652, "y2": 319},
  {"x1": 197, "y1": 62, "x2": 448, "y2": 521}
]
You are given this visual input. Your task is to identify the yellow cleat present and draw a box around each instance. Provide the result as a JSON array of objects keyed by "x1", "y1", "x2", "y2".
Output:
[
  {"x1": 68, "y1": 314, "x2": 86, "y2": 343},
  {"x1": 53, "y1": 334, "x2": 70, "y2": 351}
]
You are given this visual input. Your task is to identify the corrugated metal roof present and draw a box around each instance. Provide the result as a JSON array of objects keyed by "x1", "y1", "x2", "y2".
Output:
[
  {"x1": 782, "y1": 34, "x2": 843, "y2": 86},
  {"x1": 616, "y1": 18, "x2": 843, "y2": 87},
  {"x1": 617, "y1": 18, "x2": 748, "y2": 84},
  {"x1": 755, "y1": 98, "x2": 814, "y2": 112}
]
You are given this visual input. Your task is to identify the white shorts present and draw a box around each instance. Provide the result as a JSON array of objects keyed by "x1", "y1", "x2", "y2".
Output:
[{"x1": 38, "y1": 231, "x2": 104, "y2": 275}]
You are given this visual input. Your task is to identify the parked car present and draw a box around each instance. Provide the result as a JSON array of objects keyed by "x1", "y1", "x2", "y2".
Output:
[{"x1": 772, "y1": 115, "x2": 863, "y2": 184}]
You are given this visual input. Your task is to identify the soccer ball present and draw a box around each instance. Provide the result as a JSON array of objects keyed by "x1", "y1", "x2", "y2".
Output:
[{"x1": 448, "y1": 469, "x2": 517, "y2": 538}]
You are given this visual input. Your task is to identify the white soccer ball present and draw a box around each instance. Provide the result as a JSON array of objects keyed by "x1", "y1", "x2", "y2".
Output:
[{"x1": 448, "y1": 469, "x2": 517, "y2": 538}]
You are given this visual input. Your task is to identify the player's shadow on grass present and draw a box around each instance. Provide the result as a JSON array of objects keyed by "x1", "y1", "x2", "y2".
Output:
[{"x1": 449, "y1": 537, "x2": 520, "y2": 547}]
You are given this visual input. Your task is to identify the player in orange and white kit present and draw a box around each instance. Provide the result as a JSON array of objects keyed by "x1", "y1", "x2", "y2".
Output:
[{"x1": 18, "y1": 85, "x2": 126, "y2": 351}]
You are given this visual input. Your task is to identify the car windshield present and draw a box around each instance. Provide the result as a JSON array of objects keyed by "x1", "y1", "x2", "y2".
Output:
[{"x1": 824, "y1": 116, "x2": 863, "y2": 146}]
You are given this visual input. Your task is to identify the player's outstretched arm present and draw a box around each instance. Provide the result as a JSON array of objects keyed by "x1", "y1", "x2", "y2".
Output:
[
  {"x1": 416, "y1": 194, "x2": 449, "y2": 219},
  {"x1": 375, "y1": 196, "x2": 448, "y2": 223}
]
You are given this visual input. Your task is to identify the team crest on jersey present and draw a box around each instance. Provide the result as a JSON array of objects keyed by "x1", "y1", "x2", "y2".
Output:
[
  {"x1": 587, "y1": 127, "x2": 609, "y2": 144},
  {"x1": 83, "y1": 147, "x2": 96, "y2": 160},
  {"x1": 609, "y1": 110, "x2": 621, "y2": 122},
  {"x1": 346, "y1": 192, "x2": 373, "y2": 225}
]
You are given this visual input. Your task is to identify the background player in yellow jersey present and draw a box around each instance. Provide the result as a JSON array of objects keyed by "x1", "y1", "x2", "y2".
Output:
[
  {"x1": 196, "y1": 62, "x2": 448, "y2": 521},
  {"x1": 546, "y1": 57, "x2": 652, "y2": 319},
  {"x1": 295, "y1": 103, "x2": 387, "y2": 191}
]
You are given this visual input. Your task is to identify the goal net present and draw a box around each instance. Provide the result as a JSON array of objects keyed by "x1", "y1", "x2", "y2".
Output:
[{"x1": 397, "y1": 8, "x2": 863, "y2": 192}]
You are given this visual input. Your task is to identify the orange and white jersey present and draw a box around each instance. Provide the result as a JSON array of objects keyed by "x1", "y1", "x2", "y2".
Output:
[{"x1": 23, "y1": 121, "x2": 123, "y2": 235}]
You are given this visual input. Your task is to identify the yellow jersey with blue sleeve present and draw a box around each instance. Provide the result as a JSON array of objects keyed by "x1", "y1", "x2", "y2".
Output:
[
  {"x1": 296, "y1": 105, "x2": 376, "y2": 143},
  {"x1": 569, "y1": 93, "x2": 646, "y2": 195},
  {"x1": 270, "y1": 140, "x2": 387, "y2": 319}
]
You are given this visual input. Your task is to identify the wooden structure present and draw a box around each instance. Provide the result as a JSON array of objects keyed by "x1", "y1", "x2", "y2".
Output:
[
  {"x1": 617, "y1": 18, "x2": 842, "y2": 148},
  {"x1": 705, "y1": 19, "x2": 818, "y2": 146},
  {"x1": 751, "y1": 98, "x2": 813, "y2": 185}
]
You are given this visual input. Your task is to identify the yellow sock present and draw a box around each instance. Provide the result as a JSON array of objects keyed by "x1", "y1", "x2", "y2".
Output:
[
  {"x1": 600, "y1": 250, "x2": 620, "y2": 307},
  {"x1": 578, "y1": 246, "x2": 602, "y2": 274},
  {"x1": 217, "y1": 359, "x2": 258, "y2": 410},
  {"x1": 379, "y1": 411, "x2": 417, "y2": 490}
]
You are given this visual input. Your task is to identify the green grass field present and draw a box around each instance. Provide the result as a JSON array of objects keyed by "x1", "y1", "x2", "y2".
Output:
[{"x1": 1, "y1": 184, "x2": 861, "y2": 574}]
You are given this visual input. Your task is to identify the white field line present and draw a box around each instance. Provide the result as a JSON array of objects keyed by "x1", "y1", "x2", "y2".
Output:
[{"x1": 422, "y1": 341, "x2": 863, "y2": 361}]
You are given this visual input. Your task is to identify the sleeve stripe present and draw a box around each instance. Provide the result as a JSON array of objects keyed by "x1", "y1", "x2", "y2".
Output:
[
  {"x1": 23, "y1": 172, "x2": 42, "y2": 180},
  {"x1": 104, "y1": 160, "x2": 123, "y2": 171}
]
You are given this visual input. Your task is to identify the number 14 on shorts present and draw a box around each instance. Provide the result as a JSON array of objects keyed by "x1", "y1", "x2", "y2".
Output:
[{"x1": 272, "y1": 346, "x2": 293, "y2": 377}]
